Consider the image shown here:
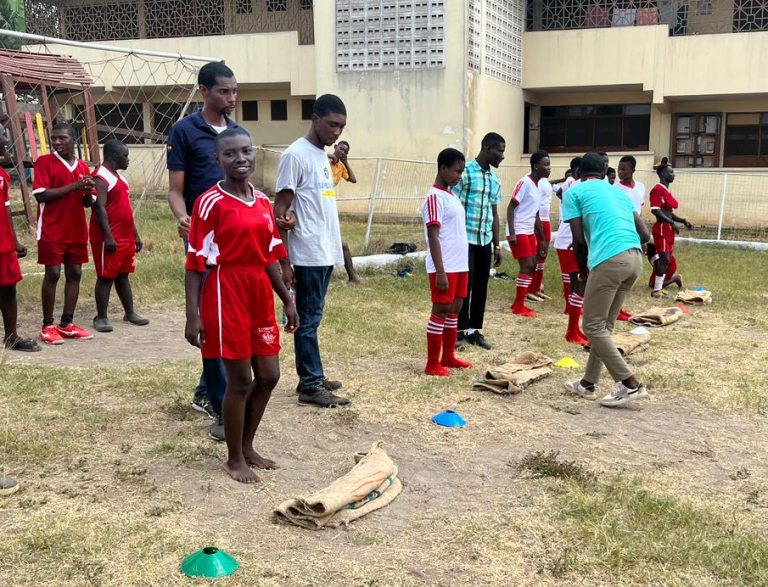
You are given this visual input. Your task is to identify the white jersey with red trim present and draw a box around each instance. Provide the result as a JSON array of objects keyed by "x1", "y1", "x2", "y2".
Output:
[
  {"x1": 616, "y1": 179, "x2": 645, "y2": 215},
  {"x1": 538, "y1": 178, "x2": 553, "y2": 222},
  {"x1": 421, "y1": 184, "x2": 468, "y2": 274},
  {"x1": 554, "y1": 177, "x2": 578, "y2": 250},
  {"x1": 507, "y1": 174, "x2": 541, "y2": 236}
]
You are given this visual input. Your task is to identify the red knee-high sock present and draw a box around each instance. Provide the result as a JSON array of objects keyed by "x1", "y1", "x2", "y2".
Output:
[
  {"x1": 532, "y1": 262, "x2": 545, "y2": 293},
  {"x1": 566, "y1": 293, "x2": 588, "y2": 345},
  {"x1": 426, "y1": 314, "x2": 450, "y2": 376},
  {"x1": 561, "y1": 273, "x2": 571, "y2": 314},
  {"x1": 512, "y1": 273, "x2": 535, "y2": 316},
  {"x1": 441, "y1": 313, "x2": 472, "y2": 369}
]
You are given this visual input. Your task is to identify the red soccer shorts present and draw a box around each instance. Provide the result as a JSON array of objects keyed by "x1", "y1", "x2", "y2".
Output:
[
  {"x1": 509, "y1": 233, "x2": 536, "y2": 260},
  {"x1": 200, "y1": 266, "x2": 280, "y2": 360},
  {"x1": 652, "y1": 222, "x2": 675, "y2": 255},
  {"x1": 37, "y1": 240, "x2": 89, "y2": 266},
  {"x1": 536, "y1": 221, "x2": 552, "y2": 246},
  {"x1": 429, "y1": 271, "x2": 468, "y2": 304},
  {"x1": 0, "y1": 250, "x2": 22, "y2": 287},
  {"x1": 92, "y1": 240, "x2": 136, "y2": 279},
  {"x1": 556, "y1": 248, "x2": 579, "y2": 275}
]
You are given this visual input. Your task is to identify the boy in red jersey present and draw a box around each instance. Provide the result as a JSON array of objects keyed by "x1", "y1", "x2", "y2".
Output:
[
  {"x1": 32, "y1": 123, "x2": 95, "y2": 344},
  {"x1": 507, "y1": 151, "x2": 550, "y2": 318},
  {"x1": 649, "y1": 158, "x2": 692, "y2": 298},
  {"x1": 0, "y1": 127, "x2": 40, "y2": 351},
  {"x1": 185, "y1": 128, "x2": 297, "y2": 484},
  {"x1": 422, "y1": 148, "x2": 471, "y2": 377},
  {"x1": 90, "y1": 140, "x2": 149, "y2": 332}
]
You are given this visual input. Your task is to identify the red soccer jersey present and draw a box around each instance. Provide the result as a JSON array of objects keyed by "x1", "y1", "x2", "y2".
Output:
[
  {"x1": 185, "y1": 182, "x2": 287, "y2": 272},
  {"x1": 90, "y1": 165, "x2": 135, "y2": 242},
  {"x1": 32, "y1": 152, "x2": 91, "y2": 243},
  {"x1": 649, "y1": 184, "x2": 679, "y2": 211},
  {"x1": 0, "y1": 167, "x2": 15, "y2": 253}
]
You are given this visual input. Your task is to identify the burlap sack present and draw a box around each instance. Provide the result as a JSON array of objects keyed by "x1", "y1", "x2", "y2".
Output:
[
  {"x1": 274, "y1": 442, "x2": 401, "y2": 530},
  {"x1": 676, "y1": 289, "x2": 713, "y2": 305},
  {"x1": 472, "y1": 352, "x2": 553, "y2": 395},
  {"x1": 613, "y1": 332, "x2": 651, "y2": 356},
  {"x1": 628, "y1": 306, "x2": 683, "y2": 327}
]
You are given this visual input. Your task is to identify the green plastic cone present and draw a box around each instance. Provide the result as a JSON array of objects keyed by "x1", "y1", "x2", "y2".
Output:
[{"x1": 181, "y1": 546, "x2": 239, "y2": 578}]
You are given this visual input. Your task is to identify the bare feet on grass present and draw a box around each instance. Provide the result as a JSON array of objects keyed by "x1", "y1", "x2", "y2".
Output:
[
  {"x1": 673, "y1": 275, "x2": 684, "y2": 289},
  {"x1": 226, "y1": 459, "x2": 260, "y2": 484},
  {"x1": 243, "y1": 447, "x2": 280, "y2": 470}
]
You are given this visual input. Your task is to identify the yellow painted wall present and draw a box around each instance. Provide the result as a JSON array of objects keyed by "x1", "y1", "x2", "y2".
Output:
[
  {"x1": 235, "y1": 89, "x2": 313, "y2": 147},
  {"x1": 468, "y1": 74, "x2": 525, "y2": 161}
]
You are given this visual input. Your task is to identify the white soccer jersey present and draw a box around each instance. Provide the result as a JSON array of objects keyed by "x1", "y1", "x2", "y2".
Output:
[
  {"x1": 615, "y1": 179, "x2": 645, "y2": 215},
  {"x1": 538, "y1": 178, "x2": 553, "y2": 222},
  {"x1": 506, "y1": 174, "x2": 541, "y2": 236},
  {"x1": 422, "y1": 185, "x2": 469, "y2": 274},
  {"x1": 554, "y1": 177, "x2": 578, "y2": 250}
]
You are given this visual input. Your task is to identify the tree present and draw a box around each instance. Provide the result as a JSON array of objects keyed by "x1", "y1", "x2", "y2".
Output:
[{"x1": 0, "y1": 0, "x2": 23, "y2": 50}]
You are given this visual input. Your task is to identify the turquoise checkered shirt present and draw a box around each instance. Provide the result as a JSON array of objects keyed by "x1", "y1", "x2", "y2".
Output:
[{"x1": 451, "y1": 159, "x2": 503, "y2": 246}]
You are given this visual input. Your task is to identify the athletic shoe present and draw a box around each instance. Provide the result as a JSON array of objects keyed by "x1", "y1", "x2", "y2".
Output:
[
  {"x1": 93, "y1": 317, "x2": 113, "y2": 333},
  {"x1": 455, "y1": 332, "x2": 468, "y2": 351},
  {"x1": 4, "y1": 337, "x2": 41, "y2": 352},
  {"x1": 466, "y1": 331, "x2": 492, "y2": 350},
  {"x1": 564, "y1": 380, "x2": 597, "y2": 400},
  {"x1": 617, "y1": 309, "x2": 633, "y2": 322},
  {"x1": 323, "y1": 378, "x2": 343, "y2": 391},
  {"x1": 493, "y1": 272, "x2": 512, "y2": 281},
  {"x1": 209, "y1": 413, "x2": 225, "y2": 442},
  {"x1": 192, "y1": 395, "x2": 216, "y2": 419},
  {"x1": 599, "y1": 382, "x2": 649, "y2": 408},
  {"x1": 298, "y1": 387, "x2": 351, "y2": 408},
  {"x1": 56, "y1": 323, "x2": 94, "y2": 340},
  {"x1": 0, "y1": 474, "x2": 19, "y2": 497},
  {"x1": 39, "y1": 326, "x2": 64, "y2": 345},
  {"x1": 124, "y1": 313, "x2": 150, "y2": 326}
]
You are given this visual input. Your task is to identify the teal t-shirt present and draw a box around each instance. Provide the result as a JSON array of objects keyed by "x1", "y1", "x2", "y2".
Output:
[{"x1": 562, "y1": 178, "x2": 641, "y2": 270}]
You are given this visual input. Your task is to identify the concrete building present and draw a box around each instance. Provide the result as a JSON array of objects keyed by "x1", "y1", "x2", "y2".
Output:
[{"x1": 21, "y1": 0, "x2": 768, "y2": 170}]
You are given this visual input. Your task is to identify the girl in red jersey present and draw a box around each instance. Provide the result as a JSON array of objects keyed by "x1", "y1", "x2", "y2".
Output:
[
  {"x1": 184, "y1": 128, "x2": 297, "y2": 484},
  {"x1": 649, "y1": 158, "x2": 692, "y2": 298}
]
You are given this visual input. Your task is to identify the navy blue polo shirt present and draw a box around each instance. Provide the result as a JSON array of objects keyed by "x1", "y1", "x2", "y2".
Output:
[{"x1": 166, "y1": 111, "x2": 239, "y2": 214}]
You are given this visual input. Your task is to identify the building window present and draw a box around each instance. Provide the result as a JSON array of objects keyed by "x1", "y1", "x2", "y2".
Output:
[
  {"x1": 300, "y1": 0, "x2": 313, "y2": 9},
  {"x1": 236, "y1": 0, "x2": 252, "y2": 14},
  {"x1": 301, "y1": 99, "x2": 315, "y2": 121},
  {"x1": 242, "y1": 101, "x2": 259, "y2": 121},
  {"x1": 266, "y1": 0, "x2": 287, "y2": 12},
  {"x1": 539, "y1": 104, "x2": 651, "y2": 152},
  {"x1": 271, "y1": 100, "x2": 288, "y2": 121},
  {"x1": 724, "y1": 113, "x2": 768, "y2": 167},
  {"x1": 672, "y1": 113, "x2": 720, "y2": 169},
  {"x1": 93, "y1": 104, "x2": 144, "y2": 144},
  {"x1": 153, "y1": 102, "x2": 202, "y2": 137}
]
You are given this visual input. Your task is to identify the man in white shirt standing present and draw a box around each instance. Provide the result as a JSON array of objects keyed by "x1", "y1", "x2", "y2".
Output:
[{"x1": 274, "y1": 95, "x2": 350, "y2": 408}]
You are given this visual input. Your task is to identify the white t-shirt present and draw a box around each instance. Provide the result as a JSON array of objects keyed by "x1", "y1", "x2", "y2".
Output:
[
  {"x1": 538, "y1": 178, "x2": 553, "y2": 222},
  {"x1": 211, "y1": 124, "x2": 227, "y2": 134},
  {"x1": 422, "y1": 185, "x2": 469, "y2": 274},
  {"x1": 615, "y1": 179, "x2": 645, "y2": 215},
  {"x1": 275, "y1": 137, "x2": 343, "y2": 267},
  {"x1": 554, "y1": 177, "x2": 578, "y2": 250},
  {"x1": 506, "y1": 174, "x2": 541, "y2": 236}
]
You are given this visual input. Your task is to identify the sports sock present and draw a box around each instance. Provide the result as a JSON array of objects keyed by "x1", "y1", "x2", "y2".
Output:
[
  {"x1": 513, "y1": 273, "x2": 533, "y2": 312},
  {"x1": 653, "y1": 275, "x2": 665, "y2": 292},
  {"x1": 426, "y1": 314, "x2": 446, "y2": 373},
  {"x1": 42, "y1": 318, "x2": 54, "y2": 328},
  {"x1": 441, "y1": 314, "x2": 472, "y2": 368},
  {"x1": 532, "y1": 262, "x2": 545, "y2": 293},
  {"x1": 60, "y1": 314, "x2": 74, "y2": 328},
  {"x1": 561, "y1": 273, "x2": 571, "y2": 313},
  {"x1": 566, "y1": 293, "x2": 587, "y2": 344}
]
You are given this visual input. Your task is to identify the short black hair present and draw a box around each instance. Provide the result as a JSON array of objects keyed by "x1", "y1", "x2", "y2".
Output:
[
  {"x1": 606, "y1": 167, "x2": 616, "y2": 175},
  {"x1": 313, "y1": 94, "x2": 346, "y2": 118},
  {"x1": 655, "y1": 156, "x2": 672, "y2": 177},
  {"x1": 437, "y1": 147, "x2": 465, "y2": 170},
  {"x1": 198, "y1": 62, "x2": 235, "y2": 89},
  {"x1": 481, "y1": 132, "x2": 505, "y2": 149},
  {"x1": 52, "y1": 122, "x2": 76, "y2": 138},
  {"x1": 337, "y1": 140, "x2": 350, "y2": 149},
  {"x1": 619, "y1": 155, "x2": 636, "y2": 170},
  {"x1": 579, "y1": 152, "x2": 605, "y2": 177},
  {"x1": 103, "y1": 139, "x2": 127, "y2": 159},
  {"x1": 530, "y1": 150, "x2": 549, "y2": 167},
  {"x1": 597, "y1": 151, "x2": 609, "y2": 158},
  {"x1": 214, "y1": 126, "x2": 252, "y2": 152},
  {"x1": 569, "y1": 156, "x2": 582, "y2": 174}
]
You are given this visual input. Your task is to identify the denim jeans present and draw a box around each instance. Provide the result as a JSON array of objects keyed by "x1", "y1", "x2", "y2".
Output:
[{"x1": 294, "y1": 265, "x2": 333, "y2": 389}]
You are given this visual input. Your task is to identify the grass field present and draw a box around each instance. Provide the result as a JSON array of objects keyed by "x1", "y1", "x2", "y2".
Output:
[{"x1": 2, "y1": 202, "x2": 768, "y2": 586}]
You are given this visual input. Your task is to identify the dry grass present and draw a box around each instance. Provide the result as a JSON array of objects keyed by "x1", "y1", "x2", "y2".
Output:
[{"x1": 3, "y1": 205, "x2": 768, "y2": 586}]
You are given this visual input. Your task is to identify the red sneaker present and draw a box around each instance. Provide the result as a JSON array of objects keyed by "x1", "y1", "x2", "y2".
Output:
[
  {"x1": 56, "y1": 323, "x2": 94, "y2": 340},
  {"x1": 39, "y1": 325, "x2": 65, "y2": 345}
]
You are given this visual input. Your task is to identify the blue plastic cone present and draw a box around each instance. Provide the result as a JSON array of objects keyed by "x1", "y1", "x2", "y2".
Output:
[
  {"x1": 432, "y1": 410, "x2": 466, "y2": 427},
  {"x1": 181, "y1": 547, "x2": 239, "y2": 578}
]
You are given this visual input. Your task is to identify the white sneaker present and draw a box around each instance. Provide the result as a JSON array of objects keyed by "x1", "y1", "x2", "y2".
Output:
[
  {"x1": 564, "y1": 380, "x2": 597, "y2": 400},
  {"x1": 599, "y1": 382, "x2": 649, "y2": 407}
]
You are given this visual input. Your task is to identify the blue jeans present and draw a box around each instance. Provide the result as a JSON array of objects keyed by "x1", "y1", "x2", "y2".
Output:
[{"x1": 294, "y1": 265, "x2": 333, "y2": 389}]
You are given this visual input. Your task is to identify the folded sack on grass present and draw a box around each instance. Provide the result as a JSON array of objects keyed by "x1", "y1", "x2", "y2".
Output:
[
  {"x1": 629, "y1": 306, "x2": 684, "y2": 328},
  {"x1": 274, "y1": 442, "x2": 402, "y2": 530},
  {"x1": 613, "y1": 332, "x2": 651, "y2": 356},
  {"x1": 472, "y1": 352, "x2": 553, "y2": 395},
  {"x1": 676, "y1": 289, "x2": 713, "y2": 305}
]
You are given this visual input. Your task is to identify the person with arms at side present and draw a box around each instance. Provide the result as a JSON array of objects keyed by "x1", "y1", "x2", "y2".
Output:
[
  {"x1": 90, "y1": 140, "x2": 149, "y2": 333},
  {"x1": 274, "y1": 94, "x2": 350, "y2": 408},
  {"x1": 0, "y1": 126, "x2": 40, "y2": 351},
  {"x1": 562, "y1": 153, "x2": 651, "y2": 408},
  {"x1": 422, "y1": 148, "x2": 471, "y2": 376},
  {"x1": 451, "y1": 132, "x2": 505, "y2": 350},
  {"x1": 649, "y1": 158, "x2": 692, "y2": 299},
  {"x1": 167, "y1": 61, "x2": 238, "y2": 435},
  {"x1": 185, "y1": 128, "x2": 297, "y2": 484},
  {"x1": 507, "y1": 151, "x2": 550, "y2": 318},
  {"x1": 529, "y1": 175, "x2": 553, "y2": 303},
  {"x1": 328, "y1": 140, "x2": 361, "y2": 284},
  {"x1": 33, "y1": 123, "x2": 95, "y2": 344}
]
